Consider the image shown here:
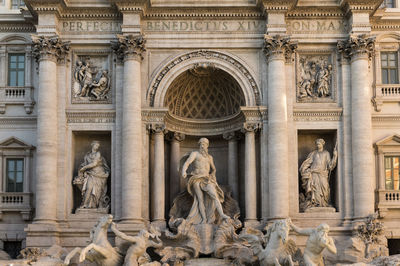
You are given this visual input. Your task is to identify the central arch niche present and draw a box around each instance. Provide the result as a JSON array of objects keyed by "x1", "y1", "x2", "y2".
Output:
[
  {"x1": 159, "y1": 64, "x2": 258, "y2": 220},
  {"x1": 164, "y1": 66, "x2": 245, "y2": 120}
]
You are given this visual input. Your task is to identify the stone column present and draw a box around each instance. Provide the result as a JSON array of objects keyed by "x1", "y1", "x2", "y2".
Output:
[
  {"x1": 169, "y1": 132, "x2": 185, "y2": 203},
  {"x1": 242, "y1": 123, "x2": 259, "y2": 224},
  {"x1": 31, "y1": 35, "x2": 69, "y2": 223},
  {"x1": 338, "y1": 35, "x2": 375, "y2": 219},
  {"x1": 151, "y1": 124, "x2": 166, "y2": 225},
  {"x1": 112, "y1": 35, "x2": 146, "y2": 223},
  {"x1": 223, "y1": 132, "x2": 239, "y2": 200},
  {"x1": 263, "y1": 35, "x2": 297, "y2": 220}
]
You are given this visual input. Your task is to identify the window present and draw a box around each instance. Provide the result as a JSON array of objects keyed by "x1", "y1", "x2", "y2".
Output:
[
  {"x1": 381, "y1": 0, "x2": 395, "y2": 8},
  {"x1": 381, "y1": 52, "x2": 398, "y2": 84},
  {"x1": 385, "y1": 156, "x2": 400, "y2": 190},
  {"x1": 11, "y1": 0, "x2": 25, "y2": 9},
  {"x1": 8, "y1": 53, "x2": 25, "y2": 86},
  {"x1": 3, "y1": 241, "x2": 21, "y2": 259},
  {"x1": 6, "y1": 159, "x2": 23, "y2": 192}
]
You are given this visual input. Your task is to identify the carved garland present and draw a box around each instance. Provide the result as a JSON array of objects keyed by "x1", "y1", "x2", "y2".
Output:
[{"x1": 149, "y1": 50, "x2": 261, "y2": 106}]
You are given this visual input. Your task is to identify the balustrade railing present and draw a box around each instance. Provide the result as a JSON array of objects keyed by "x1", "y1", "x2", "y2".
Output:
[
  {"x1": 0, "y1": 192, "x2": 32, "y2": 220},
  {"x1": 373, "y1": 84, "x2": 400, "y2": 111},
  {"x1": 378, "y1": 190, "x2": 400, "y2": 208},
  {"x1": 0, "y1": 86, "x2": 34, "y2": 114}
]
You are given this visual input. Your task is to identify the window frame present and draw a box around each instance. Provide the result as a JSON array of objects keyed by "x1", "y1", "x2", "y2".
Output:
[
  {"x1": 5, "y1": 158, "x2": 24, "y2": 193},
  {"x1": 0, "y1": 137, "x2": 34, "y2": 193},
  {"x1": 375, "y1": 135, "x2": 400, "y2": 191},
  {"x1": 7, "y1": 53, "x2": 25, "y2": 87},
  {"x1": 384, "y1": 155, "x2": 400, "y2": 190},
  {"x1": 380, "y1": 51, "x2": 399, "y2": 84}
]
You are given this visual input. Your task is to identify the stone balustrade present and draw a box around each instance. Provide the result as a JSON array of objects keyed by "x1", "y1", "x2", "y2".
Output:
[
  {"x1": 0, "y1": 192, "x2": 32, "y2": 220},
  {"x1": 0, "y1": 86, "x2": 35, "y2": 114}
]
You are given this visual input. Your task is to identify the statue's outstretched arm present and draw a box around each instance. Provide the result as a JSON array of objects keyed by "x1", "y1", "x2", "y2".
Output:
[
  {"x1": 289, "y1": 221, "x2": 313, "y2": 235},
  {"x1": 111, "y1": 222, "x2": 137, "y2": 243},
  {"x1": 181, "y1": 152, "x2": 196, "y2": 178}
]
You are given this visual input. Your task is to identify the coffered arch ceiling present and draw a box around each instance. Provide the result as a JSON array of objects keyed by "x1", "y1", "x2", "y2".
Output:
[{"x1": 164, "y1": 66, "x2": 245, "y2": 120}]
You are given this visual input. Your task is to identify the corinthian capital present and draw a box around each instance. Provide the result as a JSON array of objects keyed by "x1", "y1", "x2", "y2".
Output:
[
  {"x1": 31, "y1": 35, "x2": 70, "y2": 63},
  {"x1": 112, "y1": 34, "x2": 146, "y2": 62},
  {"x1": 263, "y1": 35, "x2": 297, "y2": 61},
  {"x1": 241, "y1": 122, "x2": 261, "y2": 133},
  {"x1": 337, "y1": 34, "x2": 375, "y2": 61}
]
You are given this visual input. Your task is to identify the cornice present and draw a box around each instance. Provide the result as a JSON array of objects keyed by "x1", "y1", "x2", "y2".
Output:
[
  {"x1": 66, "y1": 111, "x2": 116, "y2": 123},
  {"x1": 0, "y1": 23, "x2": 36, "y2": 32},
  {"x1": 261, "y1": 0, "x2": 296, "y2": 12},
  {"x1": 142, "y1": 7, "x2": 263, "y2": 18},
  {"x1": 340, "y1": 0, "x2": 383, "y2": 16},
  {"x1": 292, "y1": 108, "x2": 343, "y2": 121},
  {"x1": 287, "y1": 7, "x2": 345, "y2": 18}
]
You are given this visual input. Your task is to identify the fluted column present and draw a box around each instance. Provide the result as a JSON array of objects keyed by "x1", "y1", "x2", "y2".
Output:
[
  {"x1": 338, "y1": 35, "x2": 375, "y2": 219},
  {"x1": 169, "y1": 132, "x2": 185, "y2": 203},
  {"x1": 112, "y1": 35, "x2": 146, "y2": 223},
  {"x1": 242, "y1": 123, "x2": 259, "y2": 224},
  {"x1": 223, "y1": 131, "x2": 239, "y2": 200},
  {"x1": 151, "y1": 124, "x2": 166, "y2": 225},
  {"x1": 31, "y1": 36, "x2": 69, "y2": 223},
  {"x1": 263, "y1": 35, "x2": 297, "y2": 220}
]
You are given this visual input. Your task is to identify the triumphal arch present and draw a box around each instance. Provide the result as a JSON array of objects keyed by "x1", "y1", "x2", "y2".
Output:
[{"x1": 0, "y1": 0, "x2": 400, "y2": 264}]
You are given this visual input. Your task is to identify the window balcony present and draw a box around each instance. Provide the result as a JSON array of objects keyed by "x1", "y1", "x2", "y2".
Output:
[
  {"x1": 377, "y1": 189, "x2": 400, "y2": 217},
  {"x1": 0, "y1": 86, "x2": 34, "y2": 114},
  {"x1": 372, "y1": 84, "x2": 400, "y2": 111},
  {"x1": 0, "y1": 192, "x2": 32, "y2": 220}
]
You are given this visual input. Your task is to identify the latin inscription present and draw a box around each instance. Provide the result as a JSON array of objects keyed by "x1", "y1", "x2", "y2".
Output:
[
  {"x1": 62, "y1": 21, "x2": 122, "y2": 32},
  {"x1": 287, "y1": 20, "x2": 348, "y2": 34},
  {"x1": 145, "y1": 20, "x2": 264, "y2": 32}
]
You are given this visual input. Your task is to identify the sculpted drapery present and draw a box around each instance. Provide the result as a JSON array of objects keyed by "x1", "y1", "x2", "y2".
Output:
[{"x1": 300, "y1": 138, "x2": 337, "y2": 209}]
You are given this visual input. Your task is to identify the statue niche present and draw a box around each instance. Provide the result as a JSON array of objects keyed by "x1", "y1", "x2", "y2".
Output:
[
  {"x1": 73, "y1": 140, "x2": 110, "y2": 212},
  {"x1": 298, "y1": 133, "x2": 338, "y2": 213}
]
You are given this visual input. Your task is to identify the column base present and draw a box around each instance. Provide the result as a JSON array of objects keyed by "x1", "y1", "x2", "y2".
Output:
[{"x1": 25, "y1": 223, "x2": 60, "y2": 248}]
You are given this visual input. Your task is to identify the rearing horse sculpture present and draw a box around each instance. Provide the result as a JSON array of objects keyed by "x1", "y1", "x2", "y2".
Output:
[
  {"x1": 242, "y1": 219, "x2": 295, "y2": 266},
  {"x1": 64, "y1": 214, "x2": 123, "y2": 266}
]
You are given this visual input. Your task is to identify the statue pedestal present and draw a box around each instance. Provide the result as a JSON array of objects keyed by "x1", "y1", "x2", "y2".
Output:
[
  {"x1": 194, "y1": 224, "x2": 216, "y2": 254},
  {"x1": 185, "y1": 258, "x2": 230, "y2": 266},
  {"x1": 305, "y1": 207, "x2": 336, "y2": 213},
  {"x1": 75, "y1": 207, "x2": 109, "y2": 216}
]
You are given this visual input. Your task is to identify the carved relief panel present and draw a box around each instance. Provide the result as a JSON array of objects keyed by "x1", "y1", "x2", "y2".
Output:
[
  {"x1": 296, "y1": 52, "x2": 336, "y2": 103},
  {"x1": 71, "y1": 51, "x2": 112, "y2": 104}
]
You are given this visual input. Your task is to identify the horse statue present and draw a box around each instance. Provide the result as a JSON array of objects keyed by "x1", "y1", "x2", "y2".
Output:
[
  {"x1": 64, "y1": 214, "x2": 123, "y2": 266},
  {"x1": 241, "y1": 219, "x2": 296, "y2": 266}
]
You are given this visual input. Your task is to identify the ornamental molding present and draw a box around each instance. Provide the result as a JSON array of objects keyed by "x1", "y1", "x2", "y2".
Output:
[
  {"x1": 142, "y1": 108, "x2": 169, "y2": 123},
  {"x1": 292, "y1": 108, "x2": 342, "y2": 121},
  {"x1": 0, "y1": 117, "x2": 37, "y2": 128},
  {"x1": 148, "y1": 50, "x2": 261, "y2": 107},
  {"x1": 111, "y1": 34, "x2": 146, "y2": 62},
  {"x1": 287, "y1": 8, "x2": 344, "y2": 18},
  {"x1": 372, "y1": 115, "x2": 400, "y2": 122},
  {"x1": 31, "y1": 35, "x2": 70, "y2": 63},
  {"x1": 0, "y1": 24, "x2": 36, "y2": 32},
  {"x1": 66, "y1": 111, "x2": 115, "y2": 123}
]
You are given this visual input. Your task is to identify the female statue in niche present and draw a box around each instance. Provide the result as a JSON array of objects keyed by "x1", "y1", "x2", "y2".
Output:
[
  {"x1": 299, "y1": 138, "x2": 337, "y2": 211},
  {"x1": 73, "y1": 140, "x2": 110, "y2": 209}
]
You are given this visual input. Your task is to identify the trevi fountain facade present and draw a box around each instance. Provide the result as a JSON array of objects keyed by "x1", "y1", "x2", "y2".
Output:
[{"x1": 0, "y1": 0, "x2": 400, "y2": 265}]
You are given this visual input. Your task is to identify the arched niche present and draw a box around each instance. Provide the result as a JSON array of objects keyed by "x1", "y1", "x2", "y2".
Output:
[{"x1": 147, "y1": 50, "x2": 261, "y2": 108}]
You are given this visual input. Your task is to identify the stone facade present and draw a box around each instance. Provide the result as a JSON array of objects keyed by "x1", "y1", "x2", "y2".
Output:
[{"x1": 0, "y1": 0, "x2": 400, "y2": 263}]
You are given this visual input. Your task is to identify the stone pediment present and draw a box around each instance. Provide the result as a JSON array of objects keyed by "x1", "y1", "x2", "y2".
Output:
[
  {"x1": 0, "y1": 137, "x2": 34, "y2": 149},
  {"x1": 374, "y1": 134, "x2": 400, "y2": 148}
]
